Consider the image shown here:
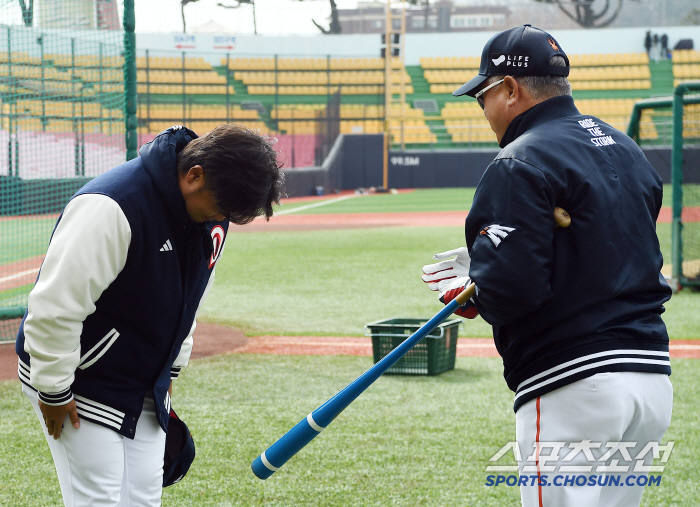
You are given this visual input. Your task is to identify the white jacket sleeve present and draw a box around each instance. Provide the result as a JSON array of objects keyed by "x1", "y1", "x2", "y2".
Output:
[
  {"x1": 23, "y1": 194, "x2": 131, "y2": 403},
  {"x1": 171, "y1": 234, "x2": 225, "y2": 379}
]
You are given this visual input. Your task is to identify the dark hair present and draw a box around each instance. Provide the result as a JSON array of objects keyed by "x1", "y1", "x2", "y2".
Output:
[
  {"x1": 486, "y1": 56, "x2": 572, "y2": 101},
  {"x1": 515, "y1": 55, "x2": 572, "y2": 99},
  {"x1": 177, "y1": 124, "x2": 285, "y2": 225}
]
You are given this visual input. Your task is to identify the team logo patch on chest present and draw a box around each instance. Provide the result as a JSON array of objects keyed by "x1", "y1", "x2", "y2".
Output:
[
  {"x1": 480, "y1": 224, "x2": 515, "y2": 248},
  {"x1": 209, "y1": 225, "x2": 225, "y2": 269}
]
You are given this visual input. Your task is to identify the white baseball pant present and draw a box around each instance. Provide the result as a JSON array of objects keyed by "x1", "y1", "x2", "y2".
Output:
[
  {"x1": 516, "y1": 372, "x2": 673, "y2": 507},
  {"x1": 23, "y1": 384, "x2": 166, "y2": 507}
]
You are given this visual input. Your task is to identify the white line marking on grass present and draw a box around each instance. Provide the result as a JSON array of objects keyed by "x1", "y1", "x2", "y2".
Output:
[
  {"x1": 275, "y1": 194, "x2": 361, "y2": 215},
  {"x1": 0, "y1": 268, "x2": 40, "y2": 284}
]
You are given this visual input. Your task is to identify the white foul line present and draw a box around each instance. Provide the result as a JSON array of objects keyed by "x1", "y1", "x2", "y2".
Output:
[
  {"x1": 0, "y1": 268, "x2": 40, "y2": 284},
  {"x1": 275, "y1": 194, "x2": 360, "y2": 215}
]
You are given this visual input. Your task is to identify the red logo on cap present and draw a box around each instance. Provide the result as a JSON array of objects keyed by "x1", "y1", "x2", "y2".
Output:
[{"x1": 548, "y1": 38, "x2": 559, "y2": 51}]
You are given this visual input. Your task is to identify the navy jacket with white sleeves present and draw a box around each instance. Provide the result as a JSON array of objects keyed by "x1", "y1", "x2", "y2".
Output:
[
  {"x1": 16, "y1": 126, "x2": 228, "y2": 438},
  {"x1": 465, "y1": 95, "x2": 672, "y2": 412}
]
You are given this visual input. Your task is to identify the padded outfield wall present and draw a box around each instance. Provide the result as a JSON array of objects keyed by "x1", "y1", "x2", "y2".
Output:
[{"x1": 281, "y1": 134, "x2": 700, "y2": 197}]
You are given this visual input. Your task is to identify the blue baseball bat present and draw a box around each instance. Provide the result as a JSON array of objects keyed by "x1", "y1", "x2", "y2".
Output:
[{"x1": 251, "y1": 283, "x2": 475, "y2": 480}]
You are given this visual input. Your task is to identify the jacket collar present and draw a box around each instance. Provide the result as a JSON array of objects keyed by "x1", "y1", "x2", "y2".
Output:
[
  {"x1": 138, "y1": 126, "x2": 199, "y2": 229},
  {"x1": 499, "y1": 95, "x2": 580, "y2": 149}
]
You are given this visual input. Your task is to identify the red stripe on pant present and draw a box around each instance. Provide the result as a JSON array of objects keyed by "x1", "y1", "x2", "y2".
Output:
[{"x1": 536, "y1": 396, "x2": 543, "y2": 507}]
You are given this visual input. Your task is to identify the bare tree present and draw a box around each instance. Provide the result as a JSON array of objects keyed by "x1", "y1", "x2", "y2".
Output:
[
  {"x1": 533, "y1": 0, "x2": 639, "y2": 28},
  {"x1": 293, "y1": 0, "x2": 341, "y2": 34},
  {"x1": 218, "y1": 0, "x2": 257, "y2": 34},
  {"x1": 181, "y1": 0, "x2": 202, "y2": 33},
  {"x1": 406, "y1": 0, "x2": 431, "y2": 32},
  {"x1": 17, "y1": 0, "x2": 33, "y2": 26},
  {"x1": 682, "y1": 7, "x2": 700, "y2": 25}
]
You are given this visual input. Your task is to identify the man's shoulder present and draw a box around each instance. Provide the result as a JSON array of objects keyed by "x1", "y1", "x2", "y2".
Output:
[
  {"x1": 76, "y1": 158, "x2": 152, "y2": 203},
  {"x1": 500, "y1": 111, "x2": 638, "y2": 160}
]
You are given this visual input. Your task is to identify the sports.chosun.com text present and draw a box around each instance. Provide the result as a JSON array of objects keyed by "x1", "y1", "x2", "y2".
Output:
[{"x1": 485, "y1": 475, "x2": 662, "y2": 487}]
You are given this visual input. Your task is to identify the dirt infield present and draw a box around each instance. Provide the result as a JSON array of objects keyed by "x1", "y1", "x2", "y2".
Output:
[
  {"x1": 1, "y1": 256, "x2": 44, "y2": 292},
  {"x1": 1, "y1": 322, "x2": 698, "y2": 382},
  {"x1": 237, "y1": 210, "x2": 468, "y2": 232}
]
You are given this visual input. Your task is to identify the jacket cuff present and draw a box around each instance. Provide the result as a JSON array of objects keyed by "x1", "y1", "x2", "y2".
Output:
[
  {"x1": 170, "y1": 367, "x2": 182, "y2": 380},
  {"x1": 38, "y1": 388, "x2": 74, "y2": 406}
]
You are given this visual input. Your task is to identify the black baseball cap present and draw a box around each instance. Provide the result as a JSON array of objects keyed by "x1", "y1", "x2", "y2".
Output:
[
  {"x1": 453, "y1": 25, "x2": 569, "y2": 98},
  {"x1": 163, "y1": 409, "x2": 196, "y2": 487}
]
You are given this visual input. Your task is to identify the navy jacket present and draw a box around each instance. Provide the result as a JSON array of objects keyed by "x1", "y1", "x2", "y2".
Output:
[
  {"x1": 17, "y1": 126, "x2": 228, "y2": 437},
  {"x1": 465, "y1": 96, "x2": 672, "y2": 411}
]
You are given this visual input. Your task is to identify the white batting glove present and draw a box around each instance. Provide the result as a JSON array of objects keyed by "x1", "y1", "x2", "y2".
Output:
[{"x1": 421, "y1": 247, "x2": 471, "y2": 293}]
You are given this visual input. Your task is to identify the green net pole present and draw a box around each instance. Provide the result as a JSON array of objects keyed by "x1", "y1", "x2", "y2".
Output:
[
  {"x1": 626, "y1": 97, "x2": 673, "y2": 143},
  {"x1": 671, "y1": 82, "x2": 700, "y2": 286},
  {"x1": 146, "y1": 49, "x2": 151, "y2": 125},
  {"x1": 124, "y1": 0, "x2": 138, "y2": 161},
  {"x1": 671, "y1": 85, "x2": 684, "y2": 282},
  {"x1": 182, "y1": 52, "x2": 187, "y2": 123},
  {"x1": 6, "y1": 26, "x2": 12, "y2": 177},
  {"x1": 226, "y1": 53, "x2": 231, "y2": 121},
  {"x1": 626, "y1": 104, "x2": 641, "y2": 143},
  {"x1": 40, "y1": 36, "x2": 45, "y2": 128}
]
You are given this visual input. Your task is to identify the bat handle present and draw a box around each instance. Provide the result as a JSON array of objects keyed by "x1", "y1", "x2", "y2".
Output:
[{"x1": 454, "y1": 282, "x2": 476, "y2": 306}]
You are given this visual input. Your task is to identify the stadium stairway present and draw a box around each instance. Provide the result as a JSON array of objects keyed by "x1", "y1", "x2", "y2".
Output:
[
  {"x1": 404, "y1": 65, "x2": 451, "y2": 147},
  {"x1": 406, "y1": 65, "x2": 431, "y2": 97},
  {"x1": 649, "y1": 59, "x2": 674, "y2": 96},
  {"x1": 225, "y1": 72, "x2": 250, "y2": 96},
  {"x1": 217, "y1": 65, "x2": 277, "y2": 131}
]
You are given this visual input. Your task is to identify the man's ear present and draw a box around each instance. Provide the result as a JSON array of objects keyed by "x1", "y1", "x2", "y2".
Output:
[
  {"x1": 503, "y1": 76, "x2": 519, "y2": 104},
  {"x1": 184, "y1": 165, "x2": 205, "y2": 186}
]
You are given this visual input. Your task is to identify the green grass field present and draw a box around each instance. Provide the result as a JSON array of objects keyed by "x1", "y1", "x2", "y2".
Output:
[
  {"x1": 1, "y1": 356, "x2": 698, "y2": 506},
  {"x1": 1, "y1": 187, "x2": 698, "y2": 506},
  {"x1": 275, "y1": 188, "x2": 477, "y2": 214},
  {"x1": 202, "y1": 187, "x2": 698, "y2": 339},
  {"x1": 0, "y1": 217, "x2": 55, "y2": 265}
]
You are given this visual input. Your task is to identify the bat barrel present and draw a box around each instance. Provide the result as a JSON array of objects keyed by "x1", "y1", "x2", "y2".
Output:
[
  {"x1": 251, "y1": 413, "x2": 325, "y2": 479},
  {"x1": 251, "y1": 295, "x2": 467, "y2": 479}
]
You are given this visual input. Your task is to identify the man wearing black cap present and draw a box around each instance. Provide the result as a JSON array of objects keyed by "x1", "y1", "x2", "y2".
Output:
[{"x1": 422, "y1": 25, "x2": 673, "y2": 507}]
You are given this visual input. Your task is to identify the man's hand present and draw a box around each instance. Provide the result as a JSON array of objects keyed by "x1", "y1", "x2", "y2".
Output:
[
  {"x1": 438, "y1": 277, "x2": 479, "y2": 319},
  {"x1": 422, "y1": 247, "x2": 471, "y2": 292},
  {"x1": 39, "y1": 400, "x2": 80, "y2": 439}
]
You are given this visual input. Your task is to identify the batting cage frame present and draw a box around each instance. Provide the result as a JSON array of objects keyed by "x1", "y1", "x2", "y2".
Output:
[
  {"x1": 0, "y1": 0, "x2": 137, "y2": 342},
  {"x1": 628, "y1": 80, "x2": 700, "y2": 290}
]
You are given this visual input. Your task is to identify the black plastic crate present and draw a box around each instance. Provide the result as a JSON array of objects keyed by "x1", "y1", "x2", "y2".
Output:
[{"x1": 365, "y1": 318, "x2": 461, "y2": 376}]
